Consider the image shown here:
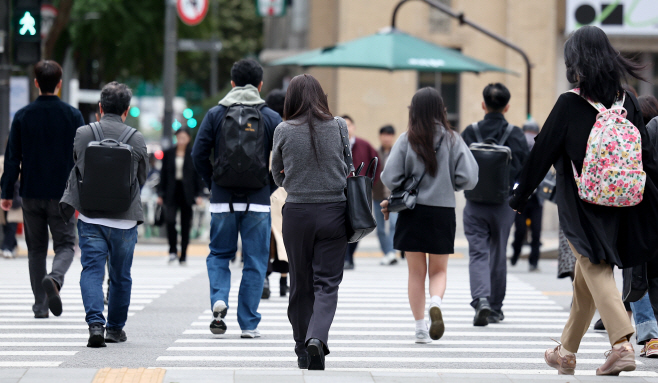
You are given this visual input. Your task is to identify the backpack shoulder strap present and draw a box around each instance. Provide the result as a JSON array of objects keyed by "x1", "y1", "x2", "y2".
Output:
[
  {"x1": 117, "y1": 126, "x2": 137, "y2": 144},
  {"x1": 90, "y1": 122, "x2": 104, "y2": 141},
  {"x1": 499, "y1": 123, "x2": 515, "y2": 146},
  {"x1": 568, "y1": 88, "x2": 607, "y2": 113},
  {"x1": 255, "y1": 103, "x2": 267, "y2": 111},
  {"x1": 335, "y1": 117, "x2": 356, "y2": 175},
  {"x1": 471, "y1": 122, "x2": 483, "y2": 143}
]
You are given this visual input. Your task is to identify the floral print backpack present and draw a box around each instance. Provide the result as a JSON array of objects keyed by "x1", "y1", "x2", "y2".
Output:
[{"x1": 569, "y1": 89, "x2": 646, "y2": 207}]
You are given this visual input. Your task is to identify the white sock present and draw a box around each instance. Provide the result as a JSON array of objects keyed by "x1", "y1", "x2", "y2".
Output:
[
  {"x1": 415, "y1": 319, "x2": 427, "y2": 331},
  {"x1": 430, "y1": 296, "x2": 442, "y2": 308}
]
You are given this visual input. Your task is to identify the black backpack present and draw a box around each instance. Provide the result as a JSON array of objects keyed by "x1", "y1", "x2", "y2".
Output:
[
  {"x1": 212, "y1": 104, "x2": 269, "y2": 194},
  {"x1": 464, "y1": 122, "x2": 514, "y2": 205},
  {"x1": 78, "y1": 122, "x2": 137, "y2": 213}
]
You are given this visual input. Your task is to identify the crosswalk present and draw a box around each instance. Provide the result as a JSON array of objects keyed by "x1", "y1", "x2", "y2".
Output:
[
  {"x1": 156, "y1": 258, "x2": 658, "y2": 376},
  {"x1": 0, "y1": 257, "x2": 200, "y2": 367}
]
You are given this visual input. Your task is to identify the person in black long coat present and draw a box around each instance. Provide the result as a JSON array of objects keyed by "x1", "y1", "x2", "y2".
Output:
[
  {"x1": 510, "y1": 26, "x2": 658, "y2": 376},
  {"x1": 158, "y1": 128, "x2": 205, "y2": 264}
]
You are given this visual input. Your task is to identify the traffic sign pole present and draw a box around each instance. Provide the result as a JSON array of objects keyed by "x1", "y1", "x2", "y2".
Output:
[{"x1": 162, "y1": 0, "x2": 177, "y2": 149}]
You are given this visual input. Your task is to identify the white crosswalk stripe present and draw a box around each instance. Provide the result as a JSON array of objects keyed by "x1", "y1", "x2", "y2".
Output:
[
  {"x1": 154, "y1": 259, "x2": 657, "y2": 376},
  {"x1": 0, "y1": 257, "x2": 200, "y2": 367}
]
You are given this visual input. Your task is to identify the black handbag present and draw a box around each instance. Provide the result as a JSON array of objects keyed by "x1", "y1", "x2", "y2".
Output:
[
  {"x1": 536, "y1": 169, "x2": 557, "y2": 202},
  {"x1": 154, "y1": 204, "x2": 165, "y2": 227},
  {"x1": 387, "y1": 136, "x2": 444, "y2": 213},
  {"x1": 623, "y1": 263, "x2": 648, "y2": 303},
  {"x1": 336, "y1": 117, "x2": 378, "y2": 243}
]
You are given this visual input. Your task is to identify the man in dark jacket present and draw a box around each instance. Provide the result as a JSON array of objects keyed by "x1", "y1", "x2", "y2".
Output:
[
  {"x1": 60, "y1": 82, "x2": 148, "y2": 348},
  {"x1": 461, "y1": 83, "x2": 529, "y2": 327},
  {"x1": 342, "y1": 115, "x2": 378, "y2": 270},
  {"x1": 0, "y1": 61, "x2": 84, "y2": 319},
  {"x1": 192, "y1": 59, "x2": 282, "y2": 339}
]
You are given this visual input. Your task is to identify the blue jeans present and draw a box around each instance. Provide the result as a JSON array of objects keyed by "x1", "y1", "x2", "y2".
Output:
[
  {"x1": 631, "y1": 293, "x2": 658, "y2": 344},
  {"x1": 207, "y1": 211, "x2": 270, "y2": 330},
  {"x1": 78, "y1": 220, "x2": 137, "y2": 329},
  {"x1": 373, "y1": 199, "x2": 397, "y2": 255}
]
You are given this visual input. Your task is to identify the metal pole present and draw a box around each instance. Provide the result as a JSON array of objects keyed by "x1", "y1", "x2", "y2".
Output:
[
  {"x1": 0, "y1": 0, "x2": 10, "y2": 155},
  {"x1": 392, "y1": 0, "x2": 533, "y2": 119},
  {"x1": 209, "y1": 0, "x2": 219, "y2": 97},
  {"x1": 162, "y1": 0, "x2": 177, "y2": 149}
]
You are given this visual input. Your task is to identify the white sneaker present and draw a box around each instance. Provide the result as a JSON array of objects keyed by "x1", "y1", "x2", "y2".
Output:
[
  {"x1": 209, "y1": 300, "x2": 227, "y2": 335},
  {"x1": 168, "y1": 253, "x2": 177, "y2": 263},
  {"x1": 380, "y1": 252, "x2": 398, "y2": 265},
  {"x1": 241, "y1": 329, "x2": 261, "y2": 338},
  {"x1": 2, "y1": 250, "x2": 13, "y2": 259},
  {"x1": 415, "y1": 328, "x2": 432, "y2": 344}
]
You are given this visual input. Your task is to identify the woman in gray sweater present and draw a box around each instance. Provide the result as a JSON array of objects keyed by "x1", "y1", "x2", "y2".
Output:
[
  {"x1": 381, "y1": 87, "x2": 478, "y2": 344},
  {"x1": 271, "y1": 74, "x2": 349, "y2": 371}
]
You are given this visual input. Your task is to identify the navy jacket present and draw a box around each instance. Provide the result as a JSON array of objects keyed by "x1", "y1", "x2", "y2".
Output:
[
  {"x1": 1, "y1": 96, "x2": 85, "y2": 200},
  {"x1": 192, "y1": 104, "x2": 281, "y2": 205}
]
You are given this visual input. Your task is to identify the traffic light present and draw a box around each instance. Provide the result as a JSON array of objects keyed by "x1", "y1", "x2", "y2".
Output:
[{"x1": 12, "y1": 0, "x2": 41, "y2": 65}]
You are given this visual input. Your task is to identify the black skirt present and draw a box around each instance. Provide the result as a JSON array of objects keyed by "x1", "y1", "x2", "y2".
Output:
[{"x1": 394, "y1": 204, "x2": 456, "y2": 254}]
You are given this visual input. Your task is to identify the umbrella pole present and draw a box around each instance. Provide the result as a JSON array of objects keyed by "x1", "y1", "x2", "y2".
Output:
[{"x1": 392, "y1": 0, "x2": 533, "y2": 119}]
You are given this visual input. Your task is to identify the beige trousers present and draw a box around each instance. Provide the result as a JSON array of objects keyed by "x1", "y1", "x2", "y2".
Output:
[{"x1": 560, "y1": 242, "x2": 635, "y2": 352}]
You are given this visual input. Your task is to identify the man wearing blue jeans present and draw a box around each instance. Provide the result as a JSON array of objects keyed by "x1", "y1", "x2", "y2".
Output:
[
  {"x1": 631, "y1": 293, "x2": 658, "y2": 357},
  {"x1": 192, "y1": 59, "x2": 281, "y2": 338},
  {"x1": 373, "y1": 125, "x2": 398, "y2": 265},
  {"x1": 60, "y1": 82, "x2": 148, "y2": 347}
]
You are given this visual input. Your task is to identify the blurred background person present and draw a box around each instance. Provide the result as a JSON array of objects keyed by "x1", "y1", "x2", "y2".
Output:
[
  {"x1": 158, "y1": 127, "x2": 204, "y2": 265},
  {"x1": 373, "y1": 125, "x2": 398, "y2": 266},
  {"x1": 0, "y1": 156, "x2": 21, "y2": 259}
]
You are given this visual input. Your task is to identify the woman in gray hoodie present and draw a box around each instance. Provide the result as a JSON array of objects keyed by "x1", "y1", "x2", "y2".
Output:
[{"x1": 381, "y1": 87, "x2": 478, "y2": 344}]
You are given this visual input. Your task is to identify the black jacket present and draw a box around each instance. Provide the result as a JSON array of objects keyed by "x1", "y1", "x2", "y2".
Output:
[
  {"x1": 1, "y1": 96, "x2": 85, "y2": 200},
  {"x1": 158, "y1": 147, "x2": 204, "y2": 206},
  {"x1": 510, "y1": 91, "x2": 658, "y2": 268},
  {"x1": 461, "y1": 112, "x2": 529, "y2": 191}
]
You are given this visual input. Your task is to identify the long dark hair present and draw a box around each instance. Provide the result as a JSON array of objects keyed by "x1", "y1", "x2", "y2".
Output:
[
  {"x1": 564, "y1": 26, "x2": 644, "y2": 107},
  {"x1": 407, "y1": 87, "x2": 454, "y2": 177},
  {"x1": 639, "y1": 95, "x2": 658, "y2": 125},
  {"x1": 283, "y1": 74, "x2": 333, "y2": 161}
]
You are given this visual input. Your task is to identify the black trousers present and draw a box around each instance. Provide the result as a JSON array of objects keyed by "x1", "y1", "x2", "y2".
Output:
[
  {"x1": 512, "y1": 195, "x2": 543, "y2": 266},
  {"x1": 344, "y1": 242, "x2": 358, "y2": 264},
  {"x1": 166, "y1": 181, "x2": 193, "y2": 261},
  {"x1": 282, "y1": 201, "x2": 347, "y2": 357}
]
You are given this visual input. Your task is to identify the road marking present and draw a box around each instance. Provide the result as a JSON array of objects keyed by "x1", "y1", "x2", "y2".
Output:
[
  {"x1": 196, "y1": 315, "x2": 569, "y2": 323},
  {"x1": 0, "y1": 333, "x2": 89, "y2": 338},
  {"x1": 173, "y1": 338, "x2": 610, "y2": 346},
  {"x1": 0, "y1": 351, "x2": 77, "y2": 356},
  {"x1": 166, "y1": 346, "x2": 609, "y2": 354},
  {"x1": 181, "y1": 329, "x2": 603, "y2": 337},
  {"x1": 205, "y1": 309, "x2": 572, "y2": 317},
  {"x1": 0, "y1": 361, "x2": 62, "y2": 367},
  {"x1": 0, "y1": 341, "x2": 86, "y2": 347},
  {"x1": 190, "y1": 321, "x2": 570, "y2": 330}
]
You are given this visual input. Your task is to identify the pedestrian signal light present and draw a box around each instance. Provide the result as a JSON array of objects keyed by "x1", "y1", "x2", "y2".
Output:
[
  {"x1": 183, "y1": 108, "x2": 194, "y2": 119},
  {"x1": 172, "y1": 119, "x2": 182, "y2": 131},
  {"x1": 187, "y1": 118, "x2": 197, "y2": 128},
  {"x1": 129, "y1": 106, "x2": 141, "y2": 118},
  {"x1": 12, "y1": 0, "x2": 42, "y2": 65}
]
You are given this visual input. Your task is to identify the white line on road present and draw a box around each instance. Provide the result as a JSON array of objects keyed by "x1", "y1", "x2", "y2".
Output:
[
  {"x1": 0, "y1": 342, "x2": 86, "y2": 347},
  {"x1": 0, "y1": 351, "x2": 78, "y2": 356},
  {"x1": 181, "y1": 329, "x2": 603, "y2": 337},
  {"x1": 173, "y1": 339, "x2": 610, "y2": 346},
  {"x1": 190, "y1": 322, "x2": 570, "y2": 330},
  {"x1": 0, "y1": 361, "x2": 62, "y2": 367},
  {"x1": 166, "y1": 346, "x2": 608, "y2": 354}
]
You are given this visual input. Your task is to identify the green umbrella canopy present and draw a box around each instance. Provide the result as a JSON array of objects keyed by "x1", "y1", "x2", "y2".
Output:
[{"x1": 271, "y1": 28, "x2": 511, "y2": 74}]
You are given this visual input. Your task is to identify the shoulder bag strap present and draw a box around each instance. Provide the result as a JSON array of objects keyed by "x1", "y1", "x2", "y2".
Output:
[
  {"x1": 90, "y1": 122, "x2": 104, "y2": 141},
  {"x1": 499, "y1": 123, "x2": 514, "y2": 146},
  {"x1": 117, "y1": 126, "x2": 137, "y2": 144},
  {"x1": 472, "y1": 122, "x2": 483, "y2": 143},
  {"x1": 335, "y1": 117, "x2": 356, "y2": 176}
]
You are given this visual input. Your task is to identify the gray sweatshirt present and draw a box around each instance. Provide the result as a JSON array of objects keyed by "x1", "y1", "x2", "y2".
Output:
[
  {"x1": 272, "y1": 117, "x2": 349, "y2": 203},
  {"x1": 381, "y1": 127, "x2": 479, "y2": 208}
]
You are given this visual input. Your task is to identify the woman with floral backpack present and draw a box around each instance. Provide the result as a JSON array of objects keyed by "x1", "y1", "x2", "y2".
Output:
[{"x1": 510, "y1": 25, "x2": 658, "y2": 376}]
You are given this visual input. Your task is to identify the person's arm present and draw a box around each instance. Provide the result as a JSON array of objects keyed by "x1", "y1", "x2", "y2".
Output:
[
  {"x1": 74, "y1": 109, "x2": 85, "y2": 130},
  {"x1": 380, "y1": 134, "x2": 407, "y2": 192},
  {"x1": 509, "y1": 95, "x2": 569, "y2": 212},
  {"x1": 192, "y1": 109, "x2": 218, "y2": 189},
  {"x1": 461, "y1": 125, "x2": 476, "y2": 146},
  {"x1": 452, "y1": 135, "x2": 479, "y2": 191},
  {"x1": 271, "y1": 127, "x2": 285, "y2": 187},
  {"x1": 1, "y1": 116, "x2": 22, "y2": 207}
]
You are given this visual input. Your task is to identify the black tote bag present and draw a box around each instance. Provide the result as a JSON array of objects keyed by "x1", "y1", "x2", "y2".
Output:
[{"x1": 336, "y1": 117, "x2": 378, "y2": 243}]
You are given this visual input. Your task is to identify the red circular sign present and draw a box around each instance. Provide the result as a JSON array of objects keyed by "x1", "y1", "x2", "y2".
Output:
[{"x1": 177, "y1": 0, "x2": 208, "y2": 26}]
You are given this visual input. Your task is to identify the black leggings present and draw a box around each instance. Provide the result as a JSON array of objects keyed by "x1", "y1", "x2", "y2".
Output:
[{"x1": 166, "y1": 181, "x2": 193, "y2": 261}]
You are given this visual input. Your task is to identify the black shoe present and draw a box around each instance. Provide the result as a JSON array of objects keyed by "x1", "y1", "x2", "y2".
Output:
[
  {"x1": 306, "y1": 339, "x2": 325, "y2": 370},
  {"x1": 343, "y1": 261, "x2": 354, "y2": 270},
  {"x1": 473, "y1": 298, "x2": 491, "y2": 327},
  {"x1": 34, "y1": 311, "x2": 48, "y2": 319},
  {"x1": 262, "y1": 278, "x2": 270, "y2": 300},
  {"x1": 594, "y1": 318, "x2": 605, "y2": 331},
  {"x1": 280, "y1": 276, "x2": 289, "y2": 297},
  {"x1": 105, "y1": 328, "x2": 127, "y2": 343},
  {"x1": 87, "y1": 323, "x2": 106, "y2": 348},
  {"x1": 41, "y1": 276, "x2": 62, "y2": 316},
  {"x1": 297, "y1": 355, "x2": 309, "y2": 369},
  {"x1": 510, "y1": 252, "x2": 520, "y2": 266}
]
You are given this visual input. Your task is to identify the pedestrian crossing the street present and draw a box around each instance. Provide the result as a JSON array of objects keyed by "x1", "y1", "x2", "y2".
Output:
[
  {"x1": 0, "y1": 257, "x2": 201, "y2": 368},
  {"x1": 156, "y1": 258, "x2": 658, "y2": 376}
]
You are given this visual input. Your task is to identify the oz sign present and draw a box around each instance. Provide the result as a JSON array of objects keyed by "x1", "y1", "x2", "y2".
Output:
[{"x1": 177, "y1": 0, "x2": 208, "y2": 26}]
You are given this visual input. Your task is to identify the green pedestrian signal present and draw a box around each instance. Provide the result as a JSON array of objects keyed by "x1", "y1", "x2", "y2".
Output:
[
  {"x1": 183, "y1": 108, "x2": 194, "y2": 119},
  {"x1": 19, "y1": 11, "x2": 37, "y2": 36}
]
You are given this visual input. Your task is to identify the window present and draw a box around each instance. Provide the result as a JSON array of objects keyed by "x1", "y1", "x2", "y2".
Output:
[{"x1": 418, "y1": 72, "x2": 460, "y2": 129}]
